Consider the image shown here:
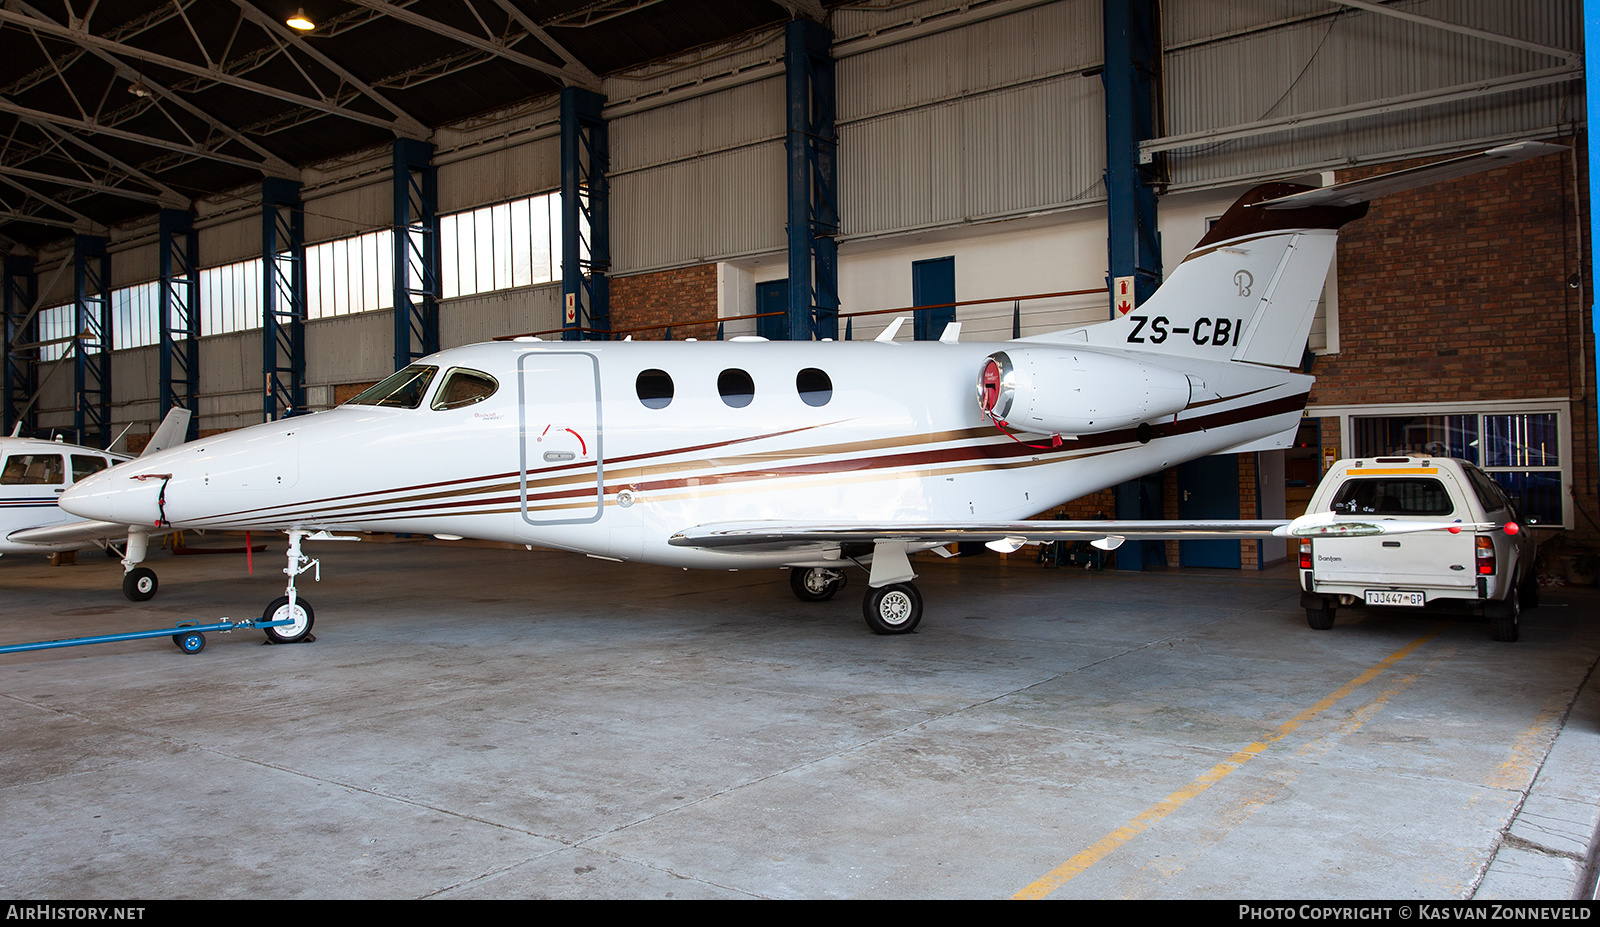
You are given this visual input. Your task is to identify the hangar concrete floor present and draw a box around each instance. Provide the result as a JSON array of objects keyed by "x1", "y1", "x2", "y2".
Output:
[{"x1": 2, "y1": 538, "x2": 1597, "y2": 900}]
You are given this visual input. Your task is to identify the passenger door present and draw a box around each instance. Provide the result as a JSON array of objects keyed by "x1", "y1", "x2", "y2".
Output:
[{"x1": 518, "y1": 351, "x2": 603, "y2": 525}]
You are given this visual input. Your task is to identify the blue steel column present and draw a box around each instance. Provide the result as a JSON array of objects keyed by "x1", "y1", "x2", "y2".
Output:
[
  {"x1": 560, "y1": 87, "x2": 610, "y2": 341},
  {"x1": 1103, "y1": 0, "x2": 1162, "y2": 315},
  {"x1": 2, "y1": 255, "x2": 38, "y2": 436},
  {"x1": 1105, "y1": 0, "x2": 1165, "y2": 569},
  {"x1": 158, "y1": 208, "x2": 200, "y2": 441},
  {"x1": 73, "y1": 235, "x2": 112, "y2": 448},
  {"x1": 785, "y1": 18, "x2": 839, "y2": 342},
  {"x1": 262, "y1": 178, "x2": 307, "y2": 421},
  {"x1": 393, "y1": 138, "x2": 440, "y2": 369}
]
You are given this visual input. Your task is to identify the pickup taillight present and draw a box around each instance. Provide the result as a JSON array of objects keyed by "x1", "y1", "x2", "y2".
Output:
[
  {"x1": 1476, "y1": 536, "x2": 1496, "y2": 576},
  {"x1": 1300, "y1": 539, "x2": 1313, "y2": 570}
]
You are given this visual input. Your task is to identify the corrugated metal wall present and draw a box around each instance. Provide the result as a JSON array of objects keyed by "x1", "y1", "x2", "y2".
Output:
[
  {"x1": 835, "y1": 0, "x2": 1105, "y2": 238},
  {"x1": 1161, "y1": 0, "x2": 1581, "y2": 188},
  {"x1": 610, "y1": 79, "x2": 787, "y2": 271}
]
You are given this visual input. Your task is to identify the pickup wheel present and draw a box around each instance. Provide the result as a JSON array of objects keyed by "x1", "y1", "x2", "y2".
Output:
[
  {"x1": 1517, "y1": 570, "x2": 1540, "y2": 610},
  {"x1": 1306, "y1": 602, "x2": 1336, "y2": 631},
  {"x1": 1488, "y1": 588, "x2": 1520, "y2": 643}
]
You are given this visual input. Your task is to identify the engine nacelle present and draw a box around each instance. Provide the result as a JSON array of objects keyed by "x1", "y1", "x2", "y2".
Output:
[{"x1": 976, "y1": 348, "x2": 1192, "y2": 435}]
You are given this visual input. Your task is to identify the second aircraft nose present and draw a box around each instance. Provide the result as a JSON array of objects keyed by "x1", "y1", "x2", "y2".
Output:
[{"x1": 60, "y1": 469, "x2": 170, "y2": 527}]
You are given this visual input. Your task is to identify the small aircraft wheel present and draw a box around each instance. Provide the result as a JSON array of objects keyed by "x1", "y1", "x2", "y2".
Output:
[
  {"x1": 1488, "y1": 588, "x2": 1520, "y2": 643},
  {"x1": 862, "y1": 582, "x2": 922, "y2": 635},
  {"x1": 790, "y1": 567, "x2": 846, "y2": 602},
  {"x1": 1306, "y1": 602, "x2": 1336, "y2": 631},
  {"x1": 172, "y1": 630, "x2": 206, "y2": 654},
  {"x1": 262, "y1": 596, "x2": 315, "y2": 644},
  {"x1": 122, "y1": 567, "x2": 158, "y2": 602}
]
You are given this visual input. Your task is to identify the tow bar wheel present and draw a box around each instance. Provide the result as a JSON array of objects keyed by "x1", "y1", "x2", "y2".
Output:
[
  {"x1": 262, "y1": 596, "x2": 315, "y2": 644},
  {"x1": 863, "y1": 582, "x2": 922, "y2": 635},
  {"x1": 171, "y1": 630, "x2": 206, "y2": 654}
]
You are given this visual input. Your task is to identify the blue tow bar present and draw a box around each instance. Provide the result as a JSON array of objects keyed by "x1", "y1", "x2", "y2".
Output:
[{"x1": 0, "y1": 616, "x2": 297, "y2": 656}]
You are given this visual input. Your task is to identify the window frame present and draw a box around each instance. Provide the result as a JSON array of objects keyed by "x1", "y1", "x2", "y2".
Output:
[{"x1": 1307, "y1": 398, "x2": 1573, "y2": 528}]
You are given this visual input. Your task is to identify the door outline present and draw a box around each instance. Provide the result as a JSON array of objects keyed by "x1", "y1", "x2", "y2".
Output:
[{"x1": 518, "y1": 351, "x2": 604, "y2": 525}]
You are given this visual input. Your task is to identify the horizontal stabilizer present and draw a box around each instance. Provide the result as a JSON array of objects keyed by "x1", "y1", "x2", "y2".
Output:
[{"x1": 1260, "y1": 142, "x2": 1566, "y2": 210}]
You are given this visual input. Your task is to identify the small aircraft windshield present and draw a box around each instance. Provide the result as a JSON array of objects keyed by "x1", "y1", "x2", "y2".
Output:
[
  {"x1": 431, "y1": 368, "x2": 498, "y2": 410},
  {"x1": 345, "y1": 365, "x2": 439, "y2": 409}
]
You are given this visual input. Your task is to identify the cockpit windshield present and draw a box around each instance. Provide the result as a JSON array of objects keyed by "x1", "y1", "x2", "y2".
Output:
[{"x1": 345, "y1": 365, "x2": 438, "y2": 409}]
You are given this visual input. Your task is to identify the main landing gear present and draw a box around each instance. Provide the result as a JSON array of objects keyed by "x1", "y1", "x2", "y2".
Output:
[{"x1": 787, "y1": 566, "x2": 922, "y2": 635}]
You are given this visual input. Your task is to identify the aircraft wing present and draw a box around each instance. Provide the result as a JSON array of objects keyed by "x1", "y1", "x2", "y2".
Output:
[
  {"x1": 7, "y1": 519, "x2": 132, "y2": 548},
  {"x1": 670, "y1": 519, "x2": 1292, "y2": 554},
  {"x1": 670, "y1": 514, "x2": 1505, "y2": 554}
]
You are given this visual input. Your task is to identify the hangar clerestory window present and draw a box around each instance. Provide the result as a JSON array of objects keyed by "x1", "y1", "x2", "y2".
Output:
[{"x1": 345, "y1": 365, "x2": 439, "y2": 409}]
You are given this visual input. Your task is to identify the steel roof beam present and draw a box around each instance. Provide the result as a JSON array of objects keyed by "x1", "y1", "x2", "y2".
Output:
[
  {"x1": 0, "y1": 6, "x2": 415, "y2": 134},
  {"x1": 227, "y1": 0, "x2": 430, "y2": 138},
  {"x1": 345, "y1": 0, "x2": 601, "y2": 90},
  {"x1": 487, "y1": 0, "x2": 602, "y2": 88},
  {"x1": 0, "y1": 163, "x2": 165, "y2": 205},
  {"x1": 1, "y1": 99, "x2": 272, "y2": 175},
  {"x1": 29, "y1": 120, "x2": 194, "y2": 206}
]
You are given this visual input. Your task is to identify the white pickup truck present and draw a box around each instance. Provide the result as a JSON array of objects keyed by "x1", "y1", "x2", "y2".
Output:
[{"x1": 1296, "y1": 457, "x2": 1538, "y2": 642}]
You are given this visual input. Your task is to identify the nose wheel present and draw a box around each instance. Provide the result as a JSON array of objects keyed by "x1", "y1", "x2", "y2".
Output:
[
  {"x1": 122, "y1": 567, "x2": 158, "y2": 602},
  {"x1": 262, "y1": 595, "x2": 315, "y2": 644}
]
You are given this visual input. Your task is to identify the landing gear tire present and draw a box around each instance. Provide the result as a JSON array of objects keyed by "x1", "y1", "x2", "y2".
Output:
[
  {"x1": 863, "y1": 582, "x2": 922, "y2": 635},
  {"x1": 1488, "y1": 588, "x2": 1520, "y2": 643},
  {"x1": 172, "y1": 630, "x2": 206, "y2": 654},
  {"x1": 1306, "y1": 601, "x2": 1336, "y2": 631},
  {"x1": 790, "y1": 567, "x2": 846, "y2": 602},
  {"x1": 122, "y1": 567, "x2": 158, "y2": 602},
  {"x1": 262, "y1": 596, "x2": 315, "y2": 644}
]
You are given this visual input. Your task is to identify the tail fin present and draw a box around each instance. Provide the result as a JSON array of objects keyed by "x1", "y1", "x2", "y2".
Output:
[
  {"x1": 142, "y1": 407, "x2": 193, "y2": 457},
  {"x1": 1027, "y1": 141, "x2": 1566, "y2": 368},
  {"x1": 1062, "y1": 184, "x2": 1366, "y2": 368}
]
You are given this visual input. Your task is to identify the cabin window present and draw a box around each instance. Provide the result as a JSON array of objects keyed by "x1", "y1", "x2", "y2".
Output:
[
  {"x1": 1, "y1": 454, "x2": 64, "y2": 485},
  {"x1": 796, "y1": 368, "x2": 832, "y2": 407},
  {"x1": 345, "y1": 364, "x2": 438, "y2": 409},
  {"x1": 718, "y1": 369, "x2": 755, "y2": 408},
  {"x1": 636, "y1": 369, "x2": 674, "y2": 409},
  {"x1": 71, "y1": 455, "x2": 109, "y2": 482},
  {"x1": 431, "y1": 368, "x2": 499, "y2": 410}
]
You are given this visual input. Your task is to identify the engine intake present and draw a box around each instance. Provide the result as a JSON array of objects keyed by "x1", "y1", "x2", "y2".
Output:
[{"x1": 977, "y1": 348, "x2": 1191, "y2": 436}]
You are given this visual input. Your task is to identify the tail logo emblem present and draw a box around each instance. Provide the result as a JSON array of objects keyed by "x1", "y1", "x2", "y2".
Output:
[{"x1": 1234, "y1": 269, "x2": 1254, "y2": 297}]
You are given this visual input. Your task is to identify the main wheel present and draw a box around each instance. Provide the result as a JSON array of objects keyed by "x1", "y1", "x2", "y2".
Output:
[
  {"x1": 790, "y1": 567, "x2": 846, "y2": 602},
  {"x1": 172, "y1": 630, "x2": 206, "y2": 654},
  {"x1": 262, "y1": 595, "x2": 315, "y2": 644},
  {"x1": 862, "y1": 583, "x2": 922, "y2": 635},
  {"x1": 122, "y1": 567, "x2": 158, "y2": 602},
  {"x1": 1306, "y1": 601, "x2": 1336, "y2": 631},
  {"x1": 1488, "y1": 588, "x2": 1520, "y2": 643}
]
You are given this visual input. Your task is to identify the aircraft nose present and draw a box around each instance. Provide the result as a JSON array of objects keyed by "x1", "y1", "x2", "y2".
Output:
[{"x1": 60, "y1": 469, "x2": 168, "y2": 527}]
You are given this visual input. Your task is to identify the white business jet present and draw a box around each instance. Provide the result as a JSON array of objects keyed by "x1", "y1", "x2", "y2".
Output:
[
  {"x1": 4, "y1": 408, "x2": 191, "y2": 600},
  {"x1": 58, "y1": 143, "x2": 1559, "y2": 639}
]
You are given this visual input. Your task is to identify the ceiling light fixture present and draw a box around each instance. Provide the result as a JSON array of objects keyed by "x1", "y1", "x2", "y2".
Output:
[
  {"x1": 128, "y1": 81, "x2": 152, "y2": 98},
  {"x1": 286, "y1": 8, "x2": 315, "y2": 31}
]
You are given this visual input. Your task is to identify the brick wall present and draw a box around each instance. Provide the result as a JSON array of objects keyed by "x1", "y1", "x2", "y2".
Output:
[
  {"x1": 1317, "y1": 138, "x2": 1597, "y2": 545},
  {"x1": 609, "y1": 264, "x2": 719, "y2": 340}
]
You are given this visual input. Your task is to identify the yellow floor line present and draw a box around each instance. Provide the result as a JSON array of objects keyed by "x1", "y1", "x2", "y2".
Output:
[{"x1": 1013, "y1": 626, "x2": 1444, "y2": 900}]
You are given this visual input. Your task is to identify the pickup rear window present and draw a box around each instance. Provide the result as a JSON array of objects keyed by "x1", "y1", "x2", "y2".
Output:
[{"x1": 1329, "y1": 477, "x2": 1456, "y2": 517}]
